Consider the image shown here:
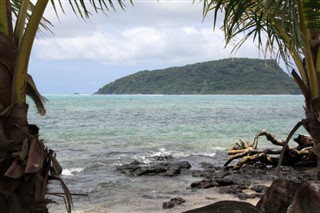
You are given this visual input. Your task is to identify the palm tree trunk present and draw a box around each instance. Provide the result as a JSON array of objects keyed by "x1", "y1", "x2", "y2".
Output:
[
  {"x1": 0, "y1": 99, "x2": 51, "y2": 212},
  {"x1": 0, "y1": 34, "x2": 50, "y2": 213},
  {"x1": 304, "y1": 115, "x2": 320, "y2": 157},
  {"x1": 303, "y1": 97, "x2": 320, "y2": 177}
]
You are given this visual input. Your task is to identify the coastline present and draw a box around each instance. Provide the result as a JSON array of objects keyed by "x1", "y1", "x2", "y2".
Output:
[
  {"x1": 53, "y1": 158, "x2": 317, "y2": 213},
  {"x1": 32, "y1": 95, "x2": 307, "y2": 213}
]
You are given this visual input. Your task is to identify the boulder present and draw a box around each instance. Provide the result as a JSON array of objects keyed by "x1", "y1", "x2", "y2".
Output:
[
  {"x1": 287, "y1": 181, "x2": 320, "y2": 213},
  {"x1": 117, "y1": 160, "x2": 191, "y2": 176},
  {"x1": 183, "y1": 200, "x2": 262, "y2": 213},
  {"x1": 256, "y1": 179, "x2": 301, "y2": 213}
]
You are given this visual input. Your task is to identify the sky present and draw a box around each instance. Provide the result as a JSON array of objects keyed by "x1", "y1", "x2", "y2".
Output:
[{"x1": 29, "y1": 0, "x2": 272, "y2": 94}]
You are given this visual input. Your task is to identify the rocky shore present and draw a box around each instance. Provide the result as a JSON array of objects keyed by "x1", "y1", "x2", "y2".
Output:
[{"x1": 117, "y1": 154, "x2": 319, "y2": 212}]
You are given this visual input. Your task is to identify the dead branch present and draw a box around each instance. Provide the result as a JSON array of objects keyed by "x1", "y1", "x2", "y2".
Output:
[
  {"x1": 225, "y1": 130, "x2": 317, "y2": 170},
  {"x1": 253, "y1": 130, "x2": 286, "y2": 148},
  {"x1": 233, "y1": 153, "x2": 278, "y2": 170}
]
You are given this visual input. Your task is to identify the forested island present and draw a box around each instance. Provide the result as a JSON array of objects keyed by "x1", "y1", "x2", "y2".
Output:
[{"x1": 95, "y1": 58, "x2": 300, "y2": 95}]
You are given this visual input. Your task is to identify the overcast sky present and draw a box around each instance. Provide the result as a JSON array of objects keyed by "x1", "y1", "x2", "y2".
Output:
[{"x1": 29, "y1": 0, "x2": 268, "y2": 94}]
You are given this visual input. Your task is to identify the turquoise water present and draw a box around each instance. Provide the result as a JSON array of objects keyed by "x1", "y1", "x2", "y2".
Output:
[{"x1": 27, "y1": 95, "x2": 306, "y2": 212}]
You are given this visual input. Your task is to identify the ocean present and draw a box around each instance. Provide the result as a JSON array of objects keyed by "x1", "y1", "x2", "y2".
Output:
[{"x1": 27, "y1": 95, "x2": 306, "y2": 212}]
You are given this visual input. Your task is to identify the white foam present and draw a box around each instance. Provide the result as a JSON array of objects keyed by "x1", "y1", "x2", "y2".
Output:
[{"x1": 62, "y1": 168, "x2": 84, "y2": 176}]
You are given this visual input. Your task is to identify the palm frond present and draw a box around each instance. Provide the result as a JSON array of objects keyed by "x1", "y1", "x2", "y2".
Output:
[
  {"x1": 0, "y1": 0, "x2": 10, "y2": 36},
  {"x1": 11, "y1": 0, "x2": 53, "y2": 38},
  {"x1": 26, "y1": 74, "x2": 46, "y2": 116},
  {"x1": 202, "y1": 0, "x2": 307, "y2": 55},
  {"x1": 50, "y1": 175, "x2": 73, "y2": 213},
  {"x1": 303, "y1": 0, "x2": 320, "y2": 29},
  {"x1": 201, "y1": 0, "x2": 320, "y2": 103},
  {"x1": 57, "y1": 0, "x2": 133, "y2": 20}
]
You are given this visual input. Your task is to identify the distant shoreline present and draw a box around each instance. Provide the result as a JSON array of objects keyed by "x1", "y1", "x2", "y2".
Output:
[{"x1": 95, "y1": 58, "x2": 300, "y2": 95}]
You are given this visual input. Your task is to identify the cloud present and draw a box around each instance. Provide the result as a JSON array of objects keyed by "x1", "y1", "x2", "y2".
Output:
[
  {"x1": 34, "y1": 1, "x2": 262, "y2": 67},
  {"x1": 30, "y1": 1, "x2": 269, "y2": 93},
  {"x1": 35, "y1": 26, "x2": 226, "y2": 64}
]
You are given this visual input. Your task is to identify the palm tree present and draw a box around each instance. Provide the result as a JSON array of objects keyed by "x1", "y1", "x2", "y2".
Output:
[
  {"x1": 201, "y1": 0, "x2": 320, "y2": 165},
  {"x1": 0, "y1": 0, "x2": 131, "y2": 212}
]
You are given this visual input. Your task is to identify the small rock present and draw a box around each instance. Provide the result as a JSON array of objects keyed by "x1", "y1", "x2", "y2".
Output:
[
  {"x1": 190, "y1": 179, "x2": 218, "y2": 189},
  {"x1": 163, "y1": 197, "x2": 185, "y2": 209},
  {"x1": 199, "y1": 162, "x2": 217, "y2": 169},
  {"x1": 219, "y1": 185, "x2": 242, "y2": 195},
  {"x1": 152, "y1": 155, "x2": 174, "y2": 161},
  {"x1": 251, "y1": 185, "x2": 268, "y2": 193},
  {"x1": 164, "y1": 165, "x2": 180, "y2": 176},
  {"x1": 163, "y1": 201, "x2": 175, "y2": 209},
  {"x1": 237, "y1": 192, "x2": 258, "y2": 200}
]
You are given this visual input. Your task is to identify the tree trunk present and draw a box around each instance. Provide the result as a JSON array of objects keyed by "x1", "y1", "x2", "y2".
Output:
[
  {"x1": 0, "y1": 34, "x2": 52, "y2": 212},
  {"x1": 303, "y1": 97, "x2": 320, "y2": 175},
  {"x1": 0, "y1": 102, "x2": 51, "y2": 212}
]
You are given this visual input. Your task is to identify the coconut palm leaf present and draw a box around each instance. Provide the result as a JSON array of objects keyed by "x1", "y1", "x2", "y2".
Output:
[
  {"x1": 11, "y1": 0, "x2": 53, "y2": 42},
  {"x1": 26, "y1": 74, "x2": 47, "y2": 116},
  {"x1": 303, "y1": 0, "x2": 320, "y2": 29},
  {"x1": 50, "y1": 175, "x2": 73, "y2": 213},
  {"x1": 200, "y1": 0, "x2": 320, "y2": 170},
  {"x1": 9, "y1": 0, "x2": 133, "y2": 105},
  {"x1": 201, "y1": 0, "x2": 320, "y2": 99}
]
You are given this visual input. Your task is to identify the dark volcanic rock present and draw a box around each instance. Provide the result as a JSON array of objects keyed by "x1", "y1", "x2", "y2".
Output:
[
  {"x1": 117, "y1": 160, "x2": 191, "y2": 176},
  {"x1": 190, "y1": 179, "x2": 219, "y2": 189},
  {"x1": 256, "y1": 179, "x2": 301, "y2": 213},
  {"x1": 251, "y1": 185, "x2": 268, "y2": 193},
  {"x1": 190, "y1": 164, "x2": 318, "y2": 204},
  {"x1": 218, "y1": 185, "x2": 243, "y2": 198},
  {"x1": 152, "y1": 155, "x2": 174, "y2": 161},
  {"x1": 163, "y1": 197, "x2": 185, "y2": 209},
  {"x1": 237, "y1": 192, "x2": 259, "y2": 200},
  {"x1": 183, "y1": 200, "x2": 263, "y2": 213}
]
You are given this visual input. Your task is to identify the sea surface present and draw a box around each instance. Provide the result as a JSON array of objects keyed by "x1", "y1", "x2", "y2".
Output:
[{"x1": 27, "y1": 95, "x2": 306, "y2": 212}]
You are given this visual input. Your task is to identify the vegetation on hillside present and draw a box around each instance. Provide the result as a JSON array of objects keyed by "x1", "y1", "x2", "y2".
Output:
[{"x1": 96, "y1": 58, "x2": 300, "y2": 95}]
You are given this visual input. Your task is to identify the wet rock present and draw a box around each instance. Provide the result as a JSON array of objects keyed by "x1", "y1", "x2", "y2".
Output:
[
  {"x1": 251, "y1": 185, "x2": 268, "y2": 193},
  {"x1": 190, "y1": 179, "x2": 219, "y2": 189},
  {"x1": 287, "y1": 181, "x2": 320, "y2": 213},
  {"x1": 237, "y1": 192, "x2": 259, "y2": 200},
  {"x1": 163, "y1": 201, "x2": 175, "y2": 209},
  {"x1": 183, "y1": 200, "x2": 262, "y2": 213},
  {"x1": 177, "y1": 161, "x2": 192, "y2": 169},
  {"x1": 199, "y1": 162, "x2": 219, "y2": 170},
  {"x1": 164, "y1": 165, "x2": 180, "y2": 176},
  {"x1": 190, "y1": 164, "x2": 317, "y2": 202},
  {"x1": 163, "y1": 197, "x2": 185, "y2": 209},
  {"x1": 256, "y1": 179, "x2": 301, "y2": 213},
  {"x1": 116, "y1": 160, "x2": 141, "y2": 175},
  {"x1": 219, "y1": 185, "x2": 242, "y2": 195},
  {"x1": 152, "y1": 155, "x2": 174, "y2": 161},
  {"x1": 191, "y1": 169, "x2": 226, "y2": 179},
  {"x1": 117, "y1": 160, "x2": 191, "y2": 176},
  {"x1": 216, "y1": 177, "x2": 235, "y2": 186}
]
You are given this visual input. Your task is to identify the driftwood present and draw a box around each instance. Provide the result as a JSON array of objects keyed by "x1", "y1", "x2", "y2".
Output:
[{"x1": 225, "y1": 130, "x2": 317, "y2": 170}]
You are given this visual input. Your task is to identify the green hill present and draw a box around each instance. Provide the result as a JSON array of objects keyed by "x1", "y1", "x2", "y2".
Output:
[{"x1": 95, "y1": 58, "x2": 300, "y2": 95}]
